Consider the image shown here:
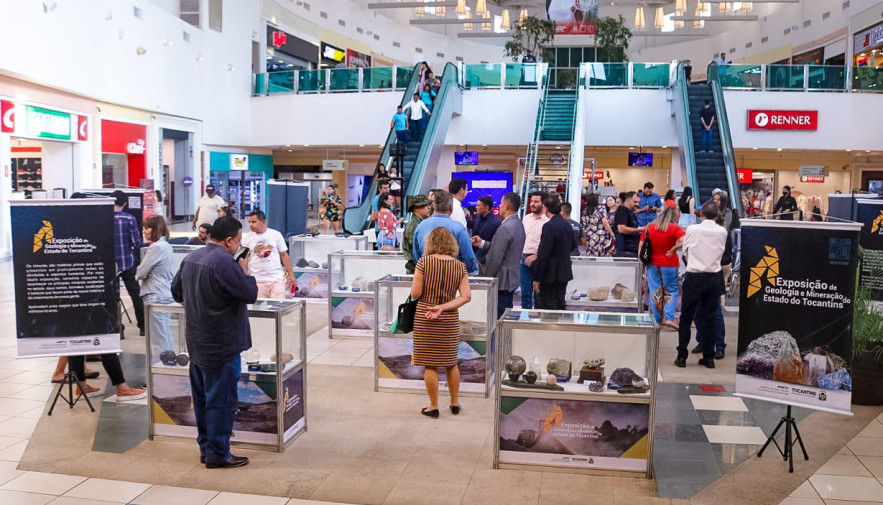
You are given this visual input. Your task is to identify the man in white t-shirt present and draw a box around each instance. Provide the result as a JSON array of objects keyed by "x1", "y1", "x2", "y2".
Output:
[
  {"x1": 193, "y1": 184, "x2": 227, "y2": 230},
  {"x1": 242, "y1": 210, "x2": 294, "y2": 299},
  {"x1": 448, "y1": 177, "x2": 468, "y2": 229}
]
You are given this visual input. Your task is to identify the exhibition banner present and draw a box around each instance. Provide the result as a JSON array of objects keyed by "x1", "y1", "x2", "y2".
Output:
[
  {"x1": 736, "y1": 220, "x2": 860, "y2": 415},
  {"x1": 11, "y1": 199, "x2": 120, "y2": 357},
  {"x1": 376, "y1": 336, "x2": 487, "y2": 393},
  {"x1": 856, "y1": 199, "x2": 883, "y2": 304},
  {"x1": 330, "y1": 296, "x2": 374, "y2": 337},
  {"x1": 498, "y1": 397, "x2": 649, "y2": 471}
]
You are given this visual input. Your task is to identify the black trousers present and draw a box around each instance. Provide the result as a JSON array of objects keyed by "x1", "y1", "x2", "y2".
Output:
[
  {"x1": 498, "y1": 290, "x2": 515, "y2": 319},
  {"x1": 677, "y1": 272, "x2": 722, "y2": 361},
  {"x1": 120, "y1": 266, "x2": 145, "y2": 331},
  {"x1": 69, "y1": 354, "x2": 126, "y2": 386},
  {"x1": 538, "y1": 282, "x2": 568, "y2": 310}
]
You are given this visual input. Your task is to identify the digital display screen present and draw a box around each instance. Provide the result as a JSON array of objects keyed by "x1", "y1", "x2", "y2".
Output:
[
  {"x1": 628, "y1": 152, "x2": 653, "y2": 167},
  {"x1": 452, "y1": 171, "x2": 513, "y2": 207},
  {"x1": 454, "y1": 151, "x2": 479, "y2": 165}
]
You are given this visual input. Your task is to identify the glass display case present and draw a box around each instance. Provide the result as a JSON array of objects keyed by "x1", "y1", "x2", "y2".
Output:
[
  {"x1": 327, "y1": 251, "x2": 408, "y2": 338},
  {"x1": 494, "y1": 309, "x2": 658, "y2": 477},
  {"x1": 288, "y1": 236, "x2": 368, "y2": 302},
  {"x1": 565, "y1": 257, "x2": 643, "y2": 312},
  {"x1": 373, "y1": 275, "x2": 498, "y2": 397},
  {"x1": 147, "y1": 299, "x2": 307, "y2": 451}
]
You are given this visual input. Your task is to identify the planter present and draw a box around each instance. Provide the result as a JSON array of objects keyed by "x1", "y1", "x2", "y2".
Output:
[{"x1": 851, "y1": 350, "x2": 883, "y2": 406}]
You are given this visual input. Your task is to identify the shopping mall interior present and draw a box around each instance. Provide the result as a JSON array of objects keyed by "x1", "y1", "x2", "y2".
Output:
[{"x1": 1, "y1": 1, "x2": 883, "y2": 505}]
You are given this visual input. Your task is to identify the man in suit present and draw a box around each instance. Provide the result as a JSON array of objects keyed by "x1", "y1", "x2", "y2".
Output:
[
  {"x1": 472, "y1": 192, "x2": 526, "y2": 318},
  {"x1": 471, "y1": 195, "x2": 502, "y2": 274},
  {"x1": 532, "y1": 194, "x2": 576, "y2": 310}
]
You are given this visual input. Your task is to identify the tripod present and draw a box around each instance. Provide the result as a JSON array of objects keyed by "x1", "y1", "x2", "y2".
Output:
[
  {"x1": 757, "y1": 405, "x2": 808, "y2": 473},
  {"x1": 47, "y1": 362, "x2": 96, "y2": 415}
]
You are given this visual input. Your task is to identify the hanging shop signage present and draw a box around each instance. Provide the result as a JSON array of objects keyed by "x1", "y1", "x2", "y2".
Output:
[
  {"x1": 747, "y1": 110, "x2": 818, "y2": 131},
  {"x1": 322, "y1": 159, "x2": 347, "y2": 171},
  {"x1": 231, "y1": 154, "x2": 249, "y2": 171},
  {"x1": 11, "y1": 199, "x2": 120, "y2": 357},
  {"x1": 856, "y1": 199, "x2": 883, "y2": 303},
  {"x1": 1, "y1": 99, "x2": 14, "y2": 133},
  {"x1": 583, "y1": 171, "x2": 604, "y2": 180},
  {"x1": 25, "y1": 105, "x2": 72, "y2": 140},
  {"x1": 854, "y1": 22, "x2": 883, "y2": 53},
  {"x1": 800, "y1": 176, "x2": 826, "y2": 183},
  {"x1": 737, "y1": 169, "x2": 753, "y2": 183},
  {"x1": 321, "y1": 42, "x2": 346, "y2": 64},
  {"x1": 346, "y1": 49, "x2": 371, "y2": 68},
  {"x1": 735, "y1": 220, "x2": 861, "y2": 415},
  {"x1": 77, "y1": 115, "x2": 89, "y2": 141},
  {"x1": 799, "y1": 165, "x2": 828, "y2": 177},
  {"x1": 271, "y1": 30, "x2": 288, "y2": 48}
]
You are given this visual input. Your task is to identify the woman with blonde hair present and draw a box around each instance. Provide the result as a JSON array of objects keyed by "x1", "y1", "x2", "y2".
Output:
[
  {"x1": 409, "y1": 227, "x2": 471, "y2": 418},
  {"x1": 638, "y1": 206, "x2": 684, "y2": 329}
]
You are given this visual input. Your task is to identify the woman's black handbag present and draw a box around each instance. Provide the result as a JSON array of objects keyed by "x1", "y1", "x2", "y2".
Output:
[
  {"x1": 639, "y1": 226, "x2": 653, "y2": 265},
  {"x1": 392, "y1": 296, "x2": 419, "y2": 334}
]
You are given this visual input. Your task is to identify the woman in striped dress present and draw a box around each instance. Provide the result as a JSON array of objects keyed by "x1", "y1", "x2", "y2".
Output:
[{"x1": 410, "y1": 227, "x2": 472, "y2": 418}]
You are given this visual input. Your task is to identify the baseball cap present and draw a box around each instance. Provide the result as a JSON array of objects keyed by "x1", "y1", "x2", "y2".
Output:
[
  {"x1": 205, "y1": 184, "x2": 215, "y2": 193},
  {"x1": 408, "y1": 194, "x2": 431, "y2": 212}
]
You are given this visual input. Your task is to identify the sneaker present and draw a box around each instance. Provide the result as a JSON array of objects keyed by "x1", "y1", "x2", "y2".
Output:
[
  {"x1": 674, "y1": 358, "x2": 687, "y2": 368},
  {"x1": 698, "y1": 358, "x2": 715, "y2": 369},
  {"x1": 691, "y1": 344, "x2": 703, "y2": 354},
  {"x1": 714, "y1": 349, "x2": 725, "y2": 360},
  {"x1": 116, "y1": 388, "x2": 147, "y2": 402},
  {"x1": 76, "y1": 385, "x2": 104, "y2": 398}
]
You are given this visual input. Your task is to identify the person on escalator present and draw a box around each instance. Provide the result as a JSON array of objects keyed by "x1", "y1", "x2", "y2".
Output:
[
  {"x1": 420, "y1": 84, "x2": 436, "y2": 112},
  {"x1": 390, "y1": 105, "x2": 409, "y2": 143},
  {"x1": 402, "y1": 93, "x2": 431, "y2": 142},
  {"x1": 698, "y1": 99, "x2": 716, "y2": 152},
  {"x1": 427, "y1": 71, "x2": 441, "y2": 98},
  {"x1": 684, "y1": 60, "x2": 692, "y2": 84}
]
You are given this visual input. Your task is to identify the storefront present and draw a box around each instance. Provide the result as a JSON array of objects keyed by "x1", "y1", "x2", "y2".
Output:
[
  {"x1": 208, "y1": 152, "x2": 273, "y2": 218},
  {"x1": 853, "y1": 22, "x2": 883, "y2": 67},
  {"x1": 266, "y1": 25, "x2": 319, "y2": 73},
  {"x1": 151, "y1": 114, "x2": 201, "y2": 222},
  {"x1": 0, "y1": 79, "x2": 94, "y2": 258},
  {"x1": 100, "y1": 119, "x2": 148, "y2": 189},
  {"x1": 320, "y1": 42, "x2": 346, "y2": 68}
]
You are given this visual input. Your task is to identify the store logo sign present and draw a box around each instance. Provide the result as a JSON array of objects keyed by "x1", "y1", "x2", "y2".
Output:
[
  {"x1": 748, "y1": 110, "x2": 817, "y2": 130},
  {"x1": 272, "y1": 30, "x2": 287, "y2": 48},
  {"x1": 25, "y1": 105, "x2": 71, "y2": 140},
  {"x1": 737, "y1": 169, "x2": 753, "y2": 183},
  {"x1": 747, "y1": 245, "x2": 779, "y2": 297},
  {"x1": 1, "y1": 100, "x2": 14, "y2": 133},
  {"x1": 871, "y1": 211, "x2": 883, "y2": 235},
  {"x1": 33, "y1": 220, "x2": 54, "y2": 253},
  {"x1": 800, "y1": 176, "x2": 825, "y2": 183},
  {"x1": 231, "y1": 154, "x2": 249, "y2": 171},
  {"x1": 77, "y1": 115, "x2": 88, "y2": 141}
]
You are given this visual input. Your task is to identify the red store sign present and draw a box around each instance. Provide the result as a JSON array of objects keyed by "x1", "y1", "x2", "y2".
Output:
[
  {"x1": 737, "y1": 169, "x2": 753, "y2": 183},
  {"x1": 747, "y1": 110, "x2": 818, "y2": 131},
  {"x1": 1, "y1": 100, "x2": 14, "y2": 133},
  {"x1": 801, "y1": 176, "x2": 825, "y2": 183},
  {"x1": 583, "y1": 171, "x2": 604, "y2": 180}
]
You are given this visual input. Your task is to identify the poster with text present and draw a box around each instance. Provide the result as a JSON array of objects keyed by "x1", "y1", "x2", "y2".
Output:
[
  {"x1": 498, "y1": 397, "x2": 649, "y2": 471},
  {"x1": 547, "y1": 0, "x2": 598, "y2": 35},
  {"x1": 736, "y1": 221, "x2": 860, "y2": 415},
  {"x1": 282, "y1": 369, "x2": 306, "y2": 442},
  {"x1": 11, "y1": 200, "x2": 120, "y2": 357},
  {"x1": 856, "y1": 200, "x2": 883, "y2": 305},
  {"x1": 330, "y1": 296, "x2": 374, "y2": 336}
]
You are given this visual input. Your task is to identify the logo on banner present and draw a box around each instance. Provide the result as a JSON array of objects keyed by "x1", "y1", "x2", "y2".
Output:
[
  {"x1": 77, "y1": 116, "x2": 88, "y2": 141},
  {"x1": 1, "y1": 100, "x2": 14, "y2": 133},
  {"x1": 754, "y1": 113, "x2": 769, "y2": 127},
  {"x1": 748, "y1": 244, "x2": 852, "y2": 307},
  {"x1": 272, "y1": 30, "x2": 287, "y2": 48},
  {"x1": 33, "y1": 220, "x2": 54, "y2": 253},
  {"x1": 747, "y1": 110, "x2": 818, "y2": 130},
  {"x1": 871, "y1": 211, "x2": 883, "y2": 234},
  {"x1": 747, "y1": 246, "x2": 779, "y2": 297}
]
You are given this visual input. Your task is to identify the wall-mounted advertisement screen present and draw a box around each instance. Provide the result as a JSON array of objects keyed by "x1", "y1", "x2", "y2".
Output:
[
  {"x1": 547, "y1": 0, "x2": 598, "y2": 35},
  {"x1": 452, "y1": 171, "x2": 513, "y2": 207},
  {"x1": 628, "y1": 152, "x2": 653, "y2": 167},
  {"x1": 454, "y1": 151, "x2": 479, "y2": 166}
]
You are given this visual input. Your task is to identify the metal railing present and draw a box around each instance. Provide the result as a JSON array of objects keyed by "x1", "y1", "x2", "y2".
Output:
[
  {"x1": 707, "y1": 63, "x2": 742, "y2": 216},
  {"x1": 519, "y1": 68, "x2": 552, "y2": 211},
  {"x1": 672, "y1": 61, "x2": 698, "y2": 198}
]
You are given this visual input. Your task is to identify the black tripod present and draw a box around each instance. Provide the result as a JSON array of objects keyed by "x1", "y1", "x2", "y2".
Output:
[
  {"x1": 47, "y1": 362, "x2": 96, "y2": 415},
  {"x1": 757, "y1": 405, "x2": 808, "y2": 473}
]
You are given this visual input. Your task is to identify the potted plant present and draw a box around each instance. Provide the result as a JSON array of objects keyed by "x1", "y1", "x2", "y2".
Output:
[
  {"x1": 852, "y1": 286, "x2": 883, "y2": 405},
  {"x1": 595, "y1": 15, "x2": 632, "y2": 62},
  {"x1": 504, "y1": 15, "x2": 556, "y2": 63}
]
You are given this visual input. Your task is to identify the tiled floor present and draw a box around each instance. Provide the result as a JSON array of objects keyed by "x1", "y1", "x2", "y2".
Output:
[{"x1": 778, "y1": 412, "x2": 883, "y2": 505}]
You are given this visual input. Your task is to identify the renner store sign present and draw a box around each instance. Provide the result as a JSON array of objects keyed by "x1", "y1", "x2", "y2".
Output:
[{"x1": 747, "y1": 110, "x2": 818, "y2": 131}]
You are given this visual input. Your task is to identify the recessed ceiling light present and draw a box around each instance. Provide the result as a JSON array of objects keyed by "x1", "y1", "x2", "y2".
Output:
[
  {"x1": 866, "y1": 149, "x2": 871, "y2": 152},
  {"x1": 359, "y1": 144, "x2": 365, "y2": 147},
  {"x1": 752, "y1": 147, "x2": 758, "y2": 150},
  {"x1": 287, "y1": 149, "x2": 292, "y2": 152},
  {"x1": 303, "y1": 144, "x2": 310, "y2": 147},
  {"x1": 378, "y1": 145, "x2": 383, "y2": 148},
  {"x1": 777, "y1": 148, "x2": 783, "y2": 151},
  {"x1": 482, "y1": 144, "x2": 488, "y2": 147},
  {"x1": 846, "y1": 149, "x2": 851, "y2": 152},
  {"x1": 285, "y1": 144, "x2": 291, "y2": 147},
  {"x1": 661, "y1": 145, "x2": 668, "y2": 148}
]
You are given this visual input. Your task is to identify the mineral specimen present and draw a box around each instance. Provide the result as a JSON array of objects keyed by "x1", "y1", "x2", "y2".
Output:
[
  {"x1": 245, "y1": 348, "x2": 261, "y2": 364},
  {"x1": 737, "y1": 331, "x2": 808, "y2": 384},
  {"x1": 159, "y1": 350, "x2": 177, "y2": 366},
  {"x1": 524, "y1": 371, "x2": 538, "y2": 384},
  {"x1": 611, "y1": 283, "x2": 628, "y2": 299},
  {"x1": 583, "y1": 358, "x2": 605, "y2": 369},
  {"x1": 546, "y1": 358, "x2": 572, "y2": 378},
  {"x1": 588, "y1": 380, "x2": 606, "y2": 392},
  {"x1": 505, "y1": 355, "x2": 527, "y2": 376},
  {"x1": 271, "y1": 352, "x2": 295, "y2": 364},
  {"x1": 620, "y1": 288, "x2": 636, "y2": 303},
  {"x1": 610, "y1": 367, "x2": 642, "y2": 387},
  {"x1": 817, "y1": 368, "x2": 852, "y2": 391},
  {"x1": 588, "y1": 287, "x2": 610, "y2": 301},
  {"x1": 176, "y1": 353, "x2": 189, "y2": 366},
  {"x1": 296, "y1": 258, "x2": 309, "y2": 268}
]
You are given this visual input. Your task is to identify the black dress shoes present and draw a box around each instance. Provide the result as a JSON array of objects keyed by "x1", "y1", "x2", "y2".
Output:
[
  {"x1": 698, "y1": 358, "x2": 716, "y2": 369},
  {"x1": 691, "y1": 344, "x2": 703, "y2": 354},
  {"x1": 205, "y1": 455, "x2": 249, "y2": 469},
  {"x1": 714, "y1": 350, "x2": 725, "y2": 360},
  {"x1": 674, "y1": 358, "x2": 687, "y2": 368}
]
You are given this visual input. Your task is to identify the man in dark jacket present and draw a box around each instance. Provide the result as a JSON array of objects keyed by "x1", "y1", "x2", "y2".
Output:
[
  {"x1": 171, "y1": 217, "x2": 258, "y2": 469},
  {"x1": 532, "y1": 194, "x2": 576, "y2": 310},
  {"x1": 472, "y1": 195, "x2": 502, "y2": 273},
  {"x1": 773, "y1": 185, "x2": 798, "y2": 220},
  {"x1": 473, "y1": 192, "x2": 526, "y2": 317}
]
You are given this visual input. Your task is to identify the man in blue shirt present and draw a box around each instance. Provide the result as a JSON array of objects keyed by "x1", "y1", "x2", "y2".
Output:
[
  {"x1": 390, "y1": 105, "x2": 409, "y2": 143},
  {"x1": 111, "y1": 190, "x2": 144, "y2": 336},
  {"x1": 413, "y1": 191, "x2": 477, "y2": 273},
  {"x1": 471, "y1": 195, "x2": 501, "y2": 273},
  {"x1": 172, "y1": 217, "x2": 258, "y2": 469},
  {"x1": 636, "y1": 182, "x2": 662, "y2": 227}
]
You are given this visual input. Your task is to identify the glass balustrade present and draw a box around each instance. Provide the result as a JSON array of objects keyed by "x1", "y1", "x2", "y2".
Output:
[
  {"x1": 717, "y1": 64, "x2": 763, "y2": 89},
  {"x1": 765, "y1": 65, "x2": 804, "y2": 90},
  {"x1": 464, "y1": 64, "x2": 502, "y2": 88},
  {"x1": 363, "y1": 67, "x2": 394, "y2": 90},
  {"x1": 632, "y1": 63, "x2": 670, "y2": 87},
  {"x1": 329, "y1": 68, "x2": 360, "y2": 91},
  {"x1": 504, "y1": 63, "x2": 540, "y2": 88},
  {"x1": 268, "y1": 71, "x2": 295, "y2": 93},
  {"x1": 254, "y1": 73, "x2": 266, "y2": 95},
  {"x1": 298, "y1": 69, "x2": 326, "y2": 92},
  {"x1": 586, "y1": 63, "x2": 628, "y2": 87},
  {"x1": 853, "y1": 66, "x2": 883, "y2": 92},
  {"x1": 396, "y1": 67, "x2": 413, "y2": 90},
  {"x1": 807, "y1": 66, "x2": 846, "y2": 91}
]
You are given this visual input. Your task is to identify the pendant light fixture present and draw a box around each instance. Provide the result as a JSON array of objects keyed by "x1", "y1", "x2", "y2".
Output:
[
  {"x1": 455, "y1": 0, "x2": 466, "y2": 16},
  {"x1": 481, "y1": 9, "x2": 491, "y2": 31},
  {"x1": 501, "y1": 9, "x2": 511, "y2": 30},
  {"x1": 415, "y1": 4, "x2": 425, "y2": 17},
  {"x1": 464, "y1": 10, "x2": 473, "y2": 31},
  {"x1": 634, "y1": 7, "x2": 645, "y2": 29},
  {"x1": 741, "y1": 2, "x2": 752, "y2": 11},
  {"x1": 476, "y1": 0, "x2": 488, "y2": 16},
  {"x1": 719, "y1": 2, "x2": 729, "y2": 12},
  {"x1": 694, "y1": 6, "x2": 702, "y2": 28},
  {"x1": 675, "y1": 0, "x2": 686, "y2": 14},
  {"x1": 654, "y1": 7, "x2": 664, "y2": 29},
  {"x1": 519, "y1": 8, "x2": 528, "y2": 24}
]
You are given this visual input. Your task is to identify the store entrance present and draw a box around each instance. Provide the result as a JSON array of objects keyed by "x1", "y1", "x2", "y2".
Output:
[
  {"x1": 10, "y1": 137, "x2": 73, "y2": 199},
  {"x1": 160, "y1": 128, "x2": 195, "y2": 223},
  {"x1": 741, "y1": 170, "x2": 775, "y2": 217},
  {"x1": 209, "y1": 170, "x2": 265, "y2": 218}
]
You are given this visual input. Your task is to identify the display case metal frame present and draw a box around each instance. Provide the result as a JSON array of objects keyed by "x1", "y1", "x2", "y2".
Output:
[
  {"x1": 493, "y1": 309, "x2": 659, "y2": 477},
  {"x1": 565, "y1": 257, "x2": 644, "y2": 312},
  {"x1": 327, "y1": 250, "x2": 408, "y2": 338},
  {"x1": 373, "y1": 274, "x2": 498, "y2": 398},
  {"x1": 146, "y1": 299, "x2": 308, "y2": 452},
  {"x1": 288, "y1": 235, "x2": 368, "y2": 303}
]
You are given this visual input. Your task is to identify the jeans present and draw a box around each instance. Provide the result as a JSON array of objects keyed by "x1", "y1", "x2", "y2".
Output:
[
  {"x1": 520, "y1": 259, "x2": 535, "y2": 309},
  {"x1": 143, "y1": 293, "x2": 174, "y2": 363},
  {"x1": 409, "y1": 119, "x2": 424, "y2": 142},
  {"x1": 498, "y1": 290, "x2": 514, "y2": 319},
  {"x1": 377, "y1": 233, "x2": 397, "y2": 249},
  {"x1": 701, "y1": 128, "x2": 713, "y2": 151},
  {"x1": 677, "y1": 272, "x2": 721, "y2": 361},
  {"x1": 395, "y1": 129, "x2": 408, "y2": 143},
  {"x1": 695, "y1": 299, "x2": 726, "y2": 351},
  {"x1": 120, "y1": 266, "x2": 145, "y2": 331},
  {"x1": 190, "y1": 357, "x2": 241, "y2": 465},
  {"x1": 538, "y1": 282, "x2": 567, "y2": 310},
  {"x1": 647, "y1": 265, "x2": 679, "y2": 322}
]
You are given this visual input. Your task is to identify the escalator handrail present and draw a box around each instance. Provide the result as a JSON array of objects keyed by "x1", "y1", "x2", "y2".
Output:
[
  {"x1": 519, "y1": 68, "x2": 552, "y2": 214},
  {"x1": 674, "y1": 61, "x2": 699, "y2": 197},
  {"x1": 707, "y1": 62, "x2": 742, "y2": 215},
  {"x1": 343, "y1": 63, "x2": 424, "y2": 234}
]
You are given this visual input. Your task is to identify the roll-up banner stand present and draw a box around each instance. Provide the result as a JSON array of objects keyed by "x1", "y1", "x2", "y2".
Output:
[
  {"x1": 856, "y1": 199, "x2": 883, "y2": 304},
  {"x1": 735, "y1": 220, "x2": 861, "y2": 416},
  {"x1": 11, "y1": 199, "x2": 121, "y2": 357}
]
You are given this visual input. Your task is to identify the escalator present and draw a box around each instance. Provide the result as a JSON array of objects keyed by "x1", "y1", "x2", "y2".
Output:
[
  {"x1": 673, "y1": 62, "x2": 741, "y2": 212},
  {"x1": 344, "y1": 63, "x2": 461, "y2": 234}
]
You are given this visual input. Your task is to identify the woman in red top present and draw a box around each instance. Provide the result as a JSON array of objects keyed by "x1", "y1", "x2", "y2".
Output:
[{"x1": 638, "y1": 207, "x2": 684, "y2": 329}]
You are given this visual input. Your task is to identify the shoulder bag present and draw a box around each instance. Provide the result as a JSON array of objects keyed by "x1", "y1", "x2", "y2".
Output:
[
  {"x1": 392, "y1": 296, "x2": 419, "y2": 334},
  {"x1": 639, "y1": 225, "x2": 653, "y2": 265}
]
